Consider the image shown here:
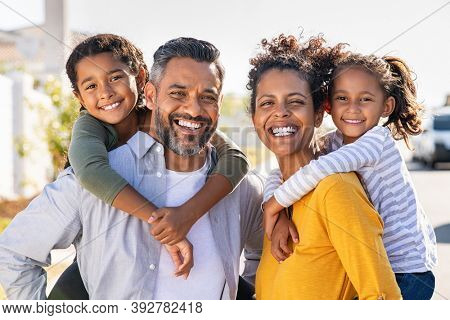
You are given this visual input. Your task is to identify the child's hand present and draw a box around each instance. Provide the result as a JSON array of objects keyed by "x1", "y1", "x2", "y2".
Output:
[
  {"x1": 263, "y1": 196, "x2": 285, "y2": 240},
  {"x1": 164, "y1": 239, "x2": 194, "y2": 279},
  {"x1": 270, "y1": 212, "x2": 299, "y2": 263},
  {"x1": 149, "y1": 206, "x2": 196, "y2": 245}
]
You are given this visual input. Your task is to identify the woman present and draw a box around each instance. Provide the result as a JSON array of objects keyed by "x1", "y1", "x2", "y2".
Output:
[{"x1": 249, "y1": 34, "x2": 402, "y2": 300}]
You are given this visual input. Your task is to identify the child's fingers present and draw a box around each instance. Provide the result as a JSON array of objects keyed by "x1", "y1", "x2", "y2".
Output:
[
  {"x1": 271, "y1": 239, "x2": 288, "y2": 262},
  {"x1": 288, "y1": 224, "x2": 299, "y2": 243},
  {"x1": 147, "y1": 211, "x2": 165, "y2": 224},
  {"x1": 279, "y1": 234, "x2": 292, "y2": 256}
]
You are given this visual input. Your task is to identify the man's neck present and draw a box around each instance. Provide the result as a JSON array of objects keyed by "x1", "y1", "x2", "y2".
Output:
[{"x1": 164, "y1": 147, "x2": 207, "y2": 172}]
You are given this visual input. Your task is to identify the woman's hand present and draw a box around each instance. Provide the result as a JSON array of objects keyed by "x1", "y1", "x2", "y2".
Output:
[
  {"x1": 270, "y1": 211, "x2": 299, "y2": 262},
  {"x1": 263, "y1": 196, "x2": 286, "y2": 240}
]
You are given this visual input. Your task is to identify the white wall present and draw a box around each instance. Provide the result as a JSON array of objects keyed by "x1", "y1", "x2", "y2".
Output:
[{"x1": 1, "y1": 72, "x2": 54, "y2": 199}]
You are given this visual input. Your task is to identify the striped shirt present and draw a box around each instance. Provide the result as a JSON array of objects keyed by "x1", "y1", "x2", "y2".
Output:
[{"x1": 264, "y1": 126, "x2": 437, "y2": 273}]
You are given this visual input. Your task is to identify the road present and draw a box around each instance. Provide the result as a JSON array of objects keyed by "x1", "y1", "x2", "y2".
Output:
[{"x1": 408, "y1": 162, "x2": 450, "y2": 300}]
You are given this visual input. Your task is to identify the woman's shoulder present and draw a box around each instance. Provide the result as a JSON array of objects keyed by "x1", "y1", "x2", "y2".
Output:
[{"x1": 314, "y1": 172, "x2": 365, "y2": 196}]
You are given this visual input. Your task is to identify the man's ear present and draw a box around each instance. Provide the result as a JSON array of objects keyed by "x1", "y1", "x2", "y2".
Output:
[
  {"x1": 73, "y1": 90, "x2": 84, "y2": 107},
  {"x1": 382, "y1": 96, "x2": 396, "y2": 117},
  {"x1": 314, "y1": 108, "x2": 325, "y2": 128},
  {"x1": 218, "y1": 94, "x2": 224, "y2": 111},
  {"x1": 144, "y1": 82, "x2": 157, "y2": 111}
]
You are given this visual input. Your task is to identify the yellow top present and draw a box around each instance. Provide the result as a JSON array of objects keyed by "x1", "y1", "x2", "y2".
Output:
[{"x1": 256, "y1": 173, "x2": 402, "y2": 300}]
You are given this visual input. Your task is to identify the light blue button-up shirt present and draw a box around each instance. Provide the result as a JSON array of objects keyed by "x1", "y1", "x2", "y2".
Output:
[{"x1": 0, "y1": 132, "x2": 264, "y2": 299}]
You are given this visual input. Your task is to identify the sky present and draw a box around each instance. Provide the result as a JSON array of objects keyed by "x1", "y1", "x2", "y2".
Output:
[{"x1": 1, "y1": 0, "x2": 449, "y2": 107}]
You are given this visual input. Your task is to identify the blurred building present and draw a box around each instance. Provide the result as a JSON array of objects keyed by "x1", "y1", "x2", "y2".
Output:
[{"x1": 0, "y1": 0, "x2": 83, "y2": 199}]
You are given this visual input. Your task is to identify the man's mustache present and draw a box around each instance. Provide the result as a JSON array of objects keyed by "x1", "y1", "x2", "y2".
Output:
[{"x1": 169, "y1": 112, "x2": 212, "y2": 126}]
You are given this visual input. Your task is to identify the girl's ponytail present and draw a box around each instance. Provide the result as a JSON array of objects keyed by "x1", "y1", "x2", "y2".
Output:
[{"x1": 383, "y1": 56, "x2": 423, "y2": 147}]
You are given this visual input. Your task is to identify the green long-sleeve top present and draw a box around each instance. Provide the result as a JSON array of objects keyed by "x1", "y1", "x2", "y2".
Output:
[{"x1": 68, "y1": 111, "x2": 249, "y2": 205}]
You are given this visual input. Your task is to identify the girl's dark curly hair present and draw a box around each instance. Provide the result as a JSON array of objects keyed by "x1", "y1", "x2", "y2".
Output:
[
  {"x1": 330, "y1": 52, "x2": 423, "y2": 146},
  {"x1": 247, "y1": 34, "x2": 335, "y2": 115},
  {"x1": 66, "y1": 33, "x2": 149, "y2": 110}
]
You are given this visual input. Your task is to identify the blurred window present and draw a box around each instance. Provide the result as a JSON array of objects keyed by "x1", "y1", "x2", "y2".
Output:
[{"x1": 433, "y1": 115, "x2": 450, "y2": 131}]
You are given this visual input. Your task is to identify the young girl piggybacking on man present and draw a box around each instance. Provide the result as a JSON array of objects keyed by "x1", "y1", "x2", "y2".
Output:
[
  {"x1": 65, "y1": 34, "x2": 249, "y2": 279},
  {"x1": 263, "y1": 48, "x2": 437, "y2": 299}
]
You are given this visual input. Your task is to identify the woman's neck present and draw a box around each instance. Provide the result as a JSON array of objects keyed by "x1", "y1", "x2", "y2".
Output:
[
  {"x1": 113, "y1": 110, "x2": 139, "y2": 146},
  {"x1": 277, "y1": 147, "x2": 315, "y2": 180}
]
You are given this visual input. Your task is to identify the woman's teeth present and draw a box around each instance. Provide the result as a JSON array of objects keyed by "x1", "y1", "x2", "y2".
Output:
[
  {"x1": 272, "y1": 126, "x2": 296, "y2": 137},
  {"x1": 177, "y1": 120, "x2": 201, "y2": 130},
  {"x1": 101, "y1": 102, "x2": 120, "y2": 111}
]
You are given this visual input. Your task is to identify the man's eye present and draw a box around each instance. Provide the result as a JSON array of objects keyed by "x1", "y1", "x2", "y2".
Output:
[
  {"x1": 202, "y1": 96, "x2": 217, "y2": 103},
  {"x1": 170, "y1": 91, "x2": 185, "y2": 98}
]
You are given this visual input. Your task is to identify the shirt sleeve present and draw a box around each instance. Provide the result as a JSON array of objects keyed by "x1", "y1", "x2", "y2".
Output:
[
  {"x1": 240, "y1": 171, "x2": 264, "y2": 285},
  {"x1": 209, "y1": 129, "x2": 250, "y2": 190},
  {"x1": 262, "y1": 169, "x2": 283, "y2": 202},
  {"x1": 68, "y1": 113, "x2": 129, "y2": 205},
  {"x1": 273, "y1": 126, "x2": 388, "y2": 208},
  {"x1": 323, "y1": 175, "x2": 402, "y2": 300},
  {"x1": 0, "y1": 172, "x2": 82, "y2": 300}
]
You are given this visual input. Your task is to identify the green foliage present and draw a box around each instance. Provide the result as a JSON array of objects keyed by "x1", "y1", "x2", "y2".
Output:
[
  {"x1": 221, "y1": 93, "x2": 249, "y2": 117},
  {"x1": 0, "y1": 217, "x2": 11, "y2": 233},
  {"x1": 42, "y1": 78, "x2": 79, "y2": 175}
]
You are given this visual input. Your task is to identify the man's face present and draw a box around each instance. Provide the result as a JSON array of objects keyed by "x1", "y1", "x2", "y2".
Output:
[{"x1": 146, "y1": 57, "x2": 222, "y2": 156}]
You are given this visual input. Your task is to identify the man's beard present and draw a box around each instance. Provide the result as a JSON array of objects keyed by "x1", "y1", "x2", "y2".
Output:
[{"x1": 154, "y1": 107, "x2": 216, "y2": 156}]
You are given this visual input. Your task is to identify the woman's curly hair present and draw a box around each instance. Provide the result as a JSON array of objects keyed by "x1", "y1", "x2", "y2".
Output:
[
  {"x1": 66, "y1": 33, "x2": 149, "y2": 111},
  {"x1": 247, "y1": 33, "x2": 336, "y2": 114},
  {"x1": 330, "y1": 52, "x2": 423, "y2": 146}
]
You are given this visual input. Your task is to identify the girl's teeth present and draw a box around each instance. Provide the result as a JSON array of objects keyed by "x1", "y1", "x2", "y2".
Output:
[
  {"x1": 103, "y1": 102, "x2": 119, "y2": 110},
  {"x1": 344, "y1": 119, "x2": 363, "y2": 124}
]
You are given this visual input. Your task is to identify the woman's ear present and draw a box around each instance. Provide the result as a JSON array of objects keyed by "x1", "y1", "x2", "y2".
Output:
[
  {"x1": 314, "y1": 109, "x2": 325, "y2": 128},
  {"x1": 382, "y1": 96, "x2": 396, "y2": 117},
  {"x1": 144, "y1": 82, "x2": 157, "y2": 110}
]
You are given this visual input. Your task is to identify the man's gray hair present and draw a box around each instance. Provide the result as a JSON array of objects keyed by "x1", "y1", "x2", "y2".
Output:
[{"x1": 150, "y1": 37, "x2": 225, "y2": 90}]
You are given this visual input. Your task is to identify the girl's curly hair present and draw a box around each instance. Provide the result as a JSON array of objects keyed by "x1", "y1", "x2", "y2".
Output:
[
  {"x1": 247, "y1": 33, "x2": 337, "y2": 114},
  {"x1": 330, "y1": 52, "x2": 423, "y2": 146},
  {"x1": 66, "y1": 33, "x2": 149, "y2": 111}
]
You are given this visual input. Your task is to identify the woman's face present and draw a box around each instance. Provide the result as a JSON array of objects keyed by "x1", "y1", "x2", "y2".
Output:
[{"x1": 252, "y1": 69, "x2": 322, "y2": 158}]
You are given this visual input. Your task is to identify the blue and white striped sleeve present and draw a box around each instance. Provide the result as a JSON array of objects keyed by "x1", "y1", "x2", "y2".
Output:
[
  {"x1": 273, "y1": 126, "x2": 388, "y2": 208},
  {"x1": 263, "y1": 169, "x2": 283, "y2": 202}
]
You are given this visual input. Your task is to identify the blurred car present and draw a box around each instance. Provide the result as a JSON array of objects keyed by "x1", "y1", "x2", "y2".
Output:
[{"x1": 412, "y1": 107, "x2": 450, "y2": 168}]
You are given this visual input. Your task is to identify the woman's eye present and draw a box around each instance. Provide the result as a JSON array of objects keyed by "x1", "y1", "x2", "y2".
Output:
[
  {"x1": 260, "y1": 101, "x2": 273, "y2": 107},
  {"x1": 335, "y1": 96, "x2": 347, "y2": 101},
  {"x1": 111, "y1": 75, "x2": 122, "y2": 81},
  {"x1": 289, "y1": 100, "x2": 305, "y2": 105},
  {"x1": 85, "y1": 84, "x2": 95, "y2": 90}
]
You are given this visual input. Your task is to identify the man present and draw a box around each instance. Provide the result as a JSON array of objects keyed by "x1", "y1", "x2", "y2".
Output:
[{"x1": 0, "y1": 38, "x2": 263, "y2": 299}]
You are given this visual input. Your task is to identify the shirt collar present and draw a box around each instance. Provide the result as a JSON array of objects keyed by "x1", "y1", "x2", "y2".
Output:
[{"x1": 126, "y1": 131, "x2": 158, "y2": 159}]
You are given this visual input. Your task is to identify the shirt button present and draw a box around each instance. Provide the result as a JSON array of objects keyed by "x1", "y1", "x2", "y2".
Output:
[
  {"x1": 149, "y1": 264, "x2": 156, "y2": 271},
  {"x1": 156, "y1": 146, "x2": 162, "y2": 153},
  {"x1": 156, "y1": 172, "x2": 162, "y2": 178}
]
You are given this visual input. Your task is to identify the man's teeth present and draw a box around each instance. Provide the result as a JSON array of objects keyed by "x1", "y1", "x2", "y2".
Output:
[
  {"x1": 343, "y1": 119, "x2": 363, "y2": 124},
  {"x1": 102, "y1": 102, "x2": 120, "y2": 111},
  {"x1": 178, "y1": 120, "x2": 201, "y2": 129},
  {"x1": 272, "y1": 126, "x2": 296, "y2": 137}
]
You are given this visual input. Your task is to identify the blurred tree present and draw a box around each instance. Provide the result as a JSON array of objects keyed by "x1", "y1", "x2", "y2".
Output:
[{"x1": 41, "y1": 77, "x2": 79, "y2": 176}]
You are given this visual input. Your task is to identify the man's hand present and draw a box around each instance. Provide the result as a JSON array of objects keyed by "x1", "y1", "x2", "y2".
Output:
[
  {"x1": 148, "y1": 206, "x2": 196, "y2": 245},
  {"x1": 164, "y1": 239, "x2": 194, "y2": 279},
  {"x1": 270, "y1": 211, "x2": 299, "y2": 263},
  {"x1": 262, "y1": 196, "x2": 285, "y2": 240}
]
